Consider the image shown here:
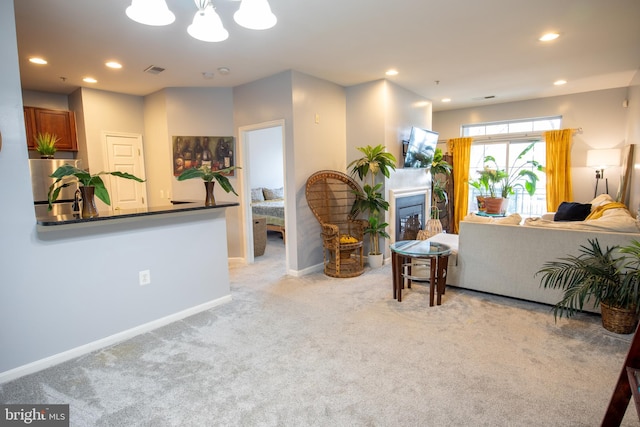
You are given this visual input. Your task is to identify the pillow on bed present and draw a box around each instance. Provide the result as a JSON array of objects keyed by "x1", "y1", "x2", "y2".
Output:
[
  {"x1": 263, "y1": 187, "x2": 284, "y2": 200},
  {"x1": 554, "y1": 202, "x2": 592, "y2": 221},
  {"x1": 251, "y1": 188, "x2": 265, "y2": 202}
]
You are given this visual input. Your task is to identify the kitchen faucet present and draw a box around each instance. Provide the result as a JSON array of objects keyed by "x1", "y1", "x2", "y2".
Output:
[{"x1": 72, "y1": 189, "x2": 81, "y2": 212}]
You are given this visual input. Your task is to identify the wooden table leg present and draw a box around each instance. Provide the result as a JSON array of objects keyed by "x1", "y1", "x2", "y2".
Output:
[
  {"x1": 391, "y1": 251, "x2": 398, "y2": 300},
  {"x1": 397, "y1": 254, "x2": 404, "y2": 302},
  {"x1": 436, "y1": 255, "x2": 449, "y2": 305},
  {"x1": 429, "y1": 255, "x2": 436, "y2": 307}
]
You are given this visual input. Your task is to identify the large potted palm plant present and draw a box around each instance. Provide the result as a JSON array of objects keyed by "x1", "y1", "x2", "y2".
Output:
[
  {"x1": 536, "y1": 239, "x2": 640, "y2": 334},
  {"x1": 348, "y1": 144, "x2": 396, "y2": 268}
]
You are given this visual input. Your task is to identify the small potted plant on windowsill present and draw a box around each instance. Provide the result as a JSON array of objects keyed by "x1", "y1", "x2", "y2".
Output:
[
  {"x1": 177, "y1": 164, "x2": 240, "y2": 206},
  {"x1": 34, "y1": 132, "x2": 59, "y2": 159},
  {"x1": 48, "y1": 164, "x2": 145, "y2": 218}
]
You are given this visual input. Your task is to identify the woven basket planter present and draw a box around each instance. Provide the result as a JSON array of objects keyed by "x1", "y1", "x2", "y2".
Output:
[{"x1": 601, "y1": 303, "x2": 639, "y2": 334}]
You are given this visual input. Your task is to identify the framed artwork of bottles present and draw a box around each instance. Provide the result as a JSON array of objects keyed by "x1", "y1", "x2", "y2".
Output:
[{"x1": 172, "y1": 135, "x2": 235, "y2": 176}]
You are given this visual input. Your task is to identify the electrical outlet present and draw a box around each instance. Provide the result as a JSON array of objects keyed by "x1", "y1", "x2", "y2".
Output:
[{"x1": 139, "y1": 270, "x2": 151, "y2": 286}]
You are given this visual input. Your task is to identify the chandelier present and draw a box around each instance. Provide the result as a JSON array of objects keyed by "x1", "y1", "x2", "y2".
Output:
[{"x1": 125, "y1": 0, "x2": 277, "y2": 42}]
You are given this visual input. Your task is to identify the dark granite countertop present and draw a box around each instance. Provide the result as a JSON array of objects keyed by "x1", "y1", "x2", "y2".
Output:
[{"x1": 37, "y1": 201, "x2": 239, "y2": 226}]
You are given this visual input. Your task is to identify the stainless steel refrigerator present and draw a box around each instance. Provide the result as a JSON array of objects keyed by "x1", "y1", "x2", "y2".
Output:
[{"x1": 29, "y1": 159, "x2": 82, "y2": 216}]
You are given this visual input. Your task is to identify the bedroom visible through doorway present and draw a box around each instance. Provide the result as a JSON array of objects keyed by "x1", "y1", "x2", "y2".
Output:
[{"x1": 240, "y1": 121, "x2": 287, "y2": 269}]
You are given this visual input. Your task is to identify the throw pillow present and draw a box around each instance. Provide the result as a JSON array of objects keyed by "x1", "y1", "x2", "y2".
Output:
[
  {"x1": 263, "y1": 187, "x2": 284, "y2": 200},
  {"x1": 251, "y1": 188, "x2": 265, "y2": 202},
  {"x1": 554, "y1": 202, "x2": 592, "y2": 221}
]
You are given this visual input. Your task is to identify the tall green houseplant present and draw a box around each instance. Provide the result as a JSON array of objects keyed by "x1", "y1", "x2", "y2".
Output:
[{"x1": 348, "y1": 144, "x2": 397, "y2": 256}]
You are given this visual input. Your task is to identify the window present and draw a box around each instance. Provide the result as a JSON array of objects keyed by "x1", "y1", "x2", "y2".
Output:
[{"x1": 464, "y1": 117, "x2": 561, "y2": 217}]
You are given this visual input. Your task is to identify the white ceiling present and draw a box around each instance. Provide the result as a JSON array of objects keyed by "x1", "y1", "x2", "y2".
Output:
[{"x1": 13, "y1": 0, "x2": 640, "y2": 112}]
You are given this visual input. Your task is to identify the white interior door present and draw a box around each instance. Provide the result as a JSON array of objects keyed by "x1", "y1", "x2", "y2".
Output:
[{"x1": 104, "y1": 132, "x2": 147, "y2": 211}]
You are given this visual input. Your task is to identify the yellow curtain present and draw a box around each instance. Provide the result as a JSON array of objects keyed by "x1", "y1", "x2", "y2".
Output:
[
  {"x1": 544, "y1": 129, "x2": 573, "y2": 211},
  {"x1": 447, "y1": 137, "x2": 473, "y2": 234}
]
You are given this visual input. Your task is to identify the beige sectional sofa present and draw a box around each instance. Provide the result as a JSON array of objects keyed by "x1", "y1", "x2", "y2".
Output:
[{"x1": 424, "y1": 195, "x2": 640, "y2": 313}]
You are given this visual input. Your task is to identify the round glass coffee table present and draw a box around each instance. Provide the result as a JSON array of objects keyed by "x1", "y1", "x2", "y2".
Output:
[{"x1": 389, "y1": 240, "x2": 452, "y2": 306}]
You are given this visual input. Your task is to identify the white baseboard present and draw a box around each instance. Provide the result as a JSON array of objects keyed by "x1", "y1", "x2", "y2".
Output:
[
  {"x1": 288, "y1": 262, "x2": 324, "y2": 277},
  {"x1": 0, "y1": 295, "x2": 232, "y2": 384}
]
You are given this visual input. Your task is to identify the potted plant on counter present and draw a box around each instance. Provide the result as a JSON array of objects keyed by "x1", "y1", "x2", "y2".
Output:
[
  {"x1": 48, "y1": 164, "x2": 145, "y2": 218},
  {"x1": 34, "y1": 132, "x2": 59, "y2": 159},
  {"x1": 177, "y1": 164, "x2": 240, "y2": 206},
  {"x1": 348, "y1": 144, "x2": 397, "y2": 268},
  {"x1": 537, "y1": 239, "x2": 640, "y2": 334}
]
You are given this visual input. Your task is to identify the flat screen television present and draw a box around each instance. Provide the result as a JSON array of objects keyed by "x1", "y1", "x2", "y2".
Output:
[{"x1": 403, "y1": 127, "x2": 439, "y2": 168}]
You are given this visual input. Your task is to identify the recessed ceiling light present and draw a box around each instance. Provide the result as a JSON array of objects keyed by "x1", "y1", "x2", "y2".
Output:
[
  {"x1": 539, "y1": 32, "x2": 560, "y2": 42},
  {"x1": 83, "y1": 77, "x2": 98, "y2": 84},
  {"x1": 29, "y1": 57, "x2": 47, "y2": 65},
  {"x1": 554, "y1": 79, "x2": 567, "y2": 86},
  {"x1": 442, "y1": 98, "x2": 451, "y2": 103},
  {"x1": 385, "y1": 69, "x2": 399, "y2": 76},
  {"x1": 105, "y1": 61, "x2": 122, "y2": 69},
  {"x1": 217, "y1": 67, "x2": 231, "y2": 75}
]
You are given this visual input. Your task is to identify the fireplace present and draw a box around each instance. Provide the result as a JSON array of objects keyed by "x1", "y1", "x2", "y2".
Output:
[{"x1": 389, "y1": 187, "x2": 429, "y2": 243}]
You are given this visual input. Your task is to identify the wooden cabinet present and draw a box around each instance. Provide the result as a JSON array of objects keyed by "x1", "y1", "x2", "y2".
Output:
[{"x1": 24, "y1": 107, "x2": 78, "y2": 151}]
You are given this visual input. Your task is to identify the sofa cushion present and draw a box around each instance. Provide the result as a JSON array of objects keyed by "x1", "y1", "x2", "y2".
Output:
[{"x1": 554, "y1": 202, "x2": 592, "y2": 221}]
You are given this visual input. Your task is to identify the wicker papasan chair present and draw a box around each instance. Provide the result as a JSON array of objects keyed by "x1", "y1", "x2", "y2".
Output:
[{"x1": 305, "y1": 170, "x2": 368, "y2": 278}]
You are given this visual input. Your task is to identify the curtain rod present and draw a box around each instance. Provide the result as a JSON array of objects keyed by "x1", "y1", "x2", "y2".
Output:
[{"x1": 438, "y1": 127, "x2": 583, "y2": 144}]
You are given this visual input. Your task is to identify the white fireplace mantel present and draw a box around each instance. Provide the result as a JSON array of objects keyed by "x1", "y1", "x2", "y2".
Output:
[{"x1": 389, "y1": 187, "x2": 430, "y2": 244}]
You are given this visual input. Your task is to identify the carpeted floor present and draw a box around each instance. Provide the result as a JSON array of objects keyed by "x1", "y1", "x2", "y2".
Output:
[{"x1": 1, "y1": 232, "x2": 638, "y2": 426}]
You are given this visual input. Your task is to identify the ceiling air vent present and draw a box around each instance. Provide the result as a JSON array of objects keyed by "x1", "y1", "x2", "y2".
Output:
[
  {"x1": 144, "y1": 65, "x2": 165, "y2": 75},
  {"x1": 472, "y1": 95, "x2": 496, "y2": 101}
]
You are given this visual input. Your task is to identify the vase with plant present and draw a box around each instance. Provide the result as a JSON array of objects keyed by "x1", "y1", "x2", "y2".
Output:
[
  {"x1": 480, "y1": 141, "x2": 544, "y2": 214},
  {"x1": 48, "y1": 164, "x2": 145, "y2": 218},
  {"x1": 34, "y1": 132, "x2": 59, "y2": 159},
  {"x1": 177, "y1": 164, "x2": 240, "y2": 206},
  {"x1": 468, "y1": 172, "x2": 490, "y2": 212},
  {"x1": 536, "y1": 239, "x2": 640, "y2": 334},
  {"x1": 348, "y1": 144, "x2": 397, "y2": 265}
]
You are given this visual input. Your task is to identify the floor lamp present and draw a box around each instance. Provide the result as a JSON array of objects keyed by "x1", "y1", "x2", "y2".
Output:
[{"x1": 586, "y1": 148, "x2": 621, "y2": 198}]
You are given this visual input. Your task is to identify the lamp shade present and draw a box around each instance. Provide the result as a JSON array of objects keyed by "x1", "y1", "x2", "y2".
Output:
[
  {"x1": 234, "y1": 0, "x2": 277, "y2": 30},
  {"x1": 126, "y1": 0, "x2": 175, "y2": 26},
  {"x1": 188, "y1": 3, "x2": 229, "y2": 42},
  {"x1": 586, "y1": 148, "x2": 621, "y2": 170}
]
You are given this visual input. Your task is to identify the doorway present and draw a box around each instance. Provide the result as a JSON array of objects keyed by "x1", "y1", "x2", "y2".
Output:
[
  {"x1": 102, "y1": 131, "x2": 148, "y2": 211},
  {"x1": 239, "y1": 120, "x2": 288, "y2": 270}
]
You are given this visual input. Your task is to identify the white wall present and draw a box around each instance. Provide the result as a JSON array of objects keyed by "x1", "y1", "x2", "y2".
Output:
[
  {"x1": 292, "y1": 71, "x2": 348, "y2": 272},
  {"x1": 625, "y1": 71, "x2": 640, "y2": 216},
  {"x1": 234, "y1": 71, "x2": 296, "y2": 267},
  {"x1": 0, "y1": 3, "x2": 232, "y2": 379},
  {"x1": 346, "y1": 79, "x2": 432, "y2": 256},
  {"x1": 433, "y1": 87, "x2": 630, "y2": 205},
  {"x1": 22, "y1": 90, "x2": 68, "y2": 110},
  {"x1": 234, "y1": 70, "x2": 348, "y2": 273},
  {"x1": 143, "y1": 90, "x2": 172, "y2": 207},
  {"x1": 248, "y1": 126, "x2": 284, "y2": 190}
]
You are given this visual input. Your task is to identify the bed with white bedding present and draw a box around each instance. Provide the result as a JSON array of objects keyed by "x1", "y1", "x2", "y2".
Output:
[{"x1": 251, "y1": 187, "x2": 285, "y2": 240}]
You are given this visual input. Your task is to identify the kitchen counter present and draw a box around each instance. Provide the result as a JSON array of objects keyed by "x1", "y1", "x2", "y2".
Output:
[{"x1": 36, "y1": 201, "x2": 239, "y2": 229}]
